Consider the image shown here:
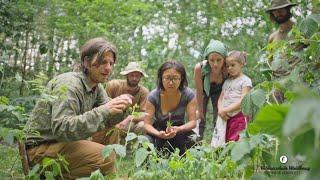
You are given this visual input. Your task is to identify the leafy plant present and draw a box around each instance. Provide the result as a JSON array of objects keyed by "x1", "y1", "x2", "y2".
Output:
[
  {"x1": 26, "y1": 154, "x2": 69, "y2": 180},
  {"x1": 0, "y1": 96, "x2": 27, "y2": 129},
  {"x1": 166, "y1": 112, "x2": 173, "y2": 129}
]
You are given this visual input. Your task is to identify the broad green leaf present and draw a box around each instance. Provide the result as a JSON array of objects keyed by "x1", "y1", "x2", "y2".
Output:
[
  {"x1": 42, "y1": 157, "x2": 55, "y2": 170},
  {"x1": 241, "y1": 92, "x2": 253, "y2": 116},
  {"x1": 309, "y1": 100, "x2": 320, "y2": 133},
  {"x1": 125, "y1": 132, "x2": 137, "y2": 142},
  {"x1": 251, "y1": 89, "x2": 266, "y2": 107},
  {"x1": 142, "y1": 141, "x2": 154, "y2": 151},
  {"x1": 252, "y1": 105, "x2": 289, "y2": 137},
  {"x1": 89, "y1": 169, "x2": 105, "y2": 180},
  {"x1": 12, "y1": 110, "x2": 24, "y2": 121},
  {"x1": 299, "y1": 14, "x2": 320, "y2": 38},
  {"x1": 309, "y1": 14, "x2": 320, "y2": 24},
  {"x1": 248, "y1": 135, "x2": 263, "y2": 150},
  {"x1": 219, "y1": 142, "x2": 235, "y2": 160},
  {"x1": 247, "y1": 123, "x2": 261, "y2": 135},
  {"x1": 28, "y1": 164, "x2": 40, "y2": 176},
  {"x1": 15, "y1": 73, "x2": 22, "y2": 82},
  {"x1": 135, "y1": 148, "x2": 149, "y2": 167},
  {"x1": 102, "y1": 145, "x2": 114, "y2": 159},
  {"x1": 0, "y1": 96, "x2": 9, "y2": 105},
  {"x1": 283, "y1": 98, "x2": 319, "y2": 136},
  {"x1": 113, "y1": 144, "x2": 126, "y2": 158},
  {"x1": 137, "y1": 135, "x2": 149, "y2": 143},
  {"x1": 52, "y1": 162, "x2": 62, "y2": 176},
  {"x1": 284, "y1": 91, "x2": 297, "y2": 102},
  {"x1": 168, "y1": 160, "x2": 184, "y2": 170},
  {"x1": 231, "y1": 140, "x2": 251, "y2": 162},
  {"x1": 292, "y1": 129, "x2": 315, "y2": 155},
  {"x1": 3, "y1": 132, "x2": 14, "y2": 145},
  {"x1": 45, "y1": 171, "x2": 55, "y2": 180}
]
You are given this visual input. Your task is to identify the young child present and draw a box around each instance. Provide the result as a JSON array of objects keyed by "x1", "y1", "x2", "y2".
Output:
[{"x1": 211, "y1": 51, "x2": 252, "y2": 147}]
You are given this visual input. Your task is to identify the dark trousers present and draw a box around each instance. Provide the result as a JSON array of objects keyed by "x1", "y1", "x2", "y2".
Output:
[
  {"x1": 146, "y1": 131, "x2": 195, "y2": 156},
  {"x1": 198, "y1": 94, "x2": 218, "y2": 140}
]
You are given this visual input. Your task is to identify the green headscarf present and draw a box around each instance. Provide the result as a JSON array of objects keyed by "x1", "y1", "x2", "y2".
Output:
[{"x1": 201, "y1": 39, "x2": 228, "y2": 96}]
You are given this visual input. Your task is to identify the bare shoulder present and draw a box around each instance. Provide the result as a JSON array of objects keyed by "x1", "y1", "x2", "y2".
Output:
[{"x1": 194, "y1": 61, "x2": 204, "y2": 72}]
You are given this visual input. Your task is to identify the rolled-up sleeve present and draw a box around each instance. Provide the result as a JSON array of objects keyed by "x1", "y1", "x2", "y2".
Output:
[
  {"x1": 51, "y1": 86, "x2": 124, "y2": 142},
  {"x1": 51, "y1": 87, "x2": 110, "y2": 141}
]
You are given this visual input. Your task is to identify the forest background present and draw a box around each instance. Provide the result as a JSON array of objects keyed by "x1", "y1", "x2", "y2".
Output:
[{"x1": 0, "y1": 0, "x2": 319, "y2": 179}]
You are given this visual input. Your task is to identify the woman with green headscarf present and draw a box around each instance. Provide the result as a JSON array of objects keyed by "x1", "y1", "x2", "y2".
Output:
[{"x1": 194, "y1": 39, "x2": 228, "y2": 140}]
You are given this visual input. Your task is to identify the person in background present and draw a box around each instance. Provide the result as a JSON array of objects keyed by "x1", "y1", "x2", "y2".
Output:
[
  {"x1": 92, "y1": 62, "x2": 149, "y2": 144},
  {"x1": 266, "y1": 0, "x2": 297, "y2": 43},
  {"x1": 144, "y1": 60, "x2": 197, "y2": 155},
  {"x1": 194, "y1": 39, "x2": 228, "y2": 140},
  {"x1": 212, "y1": 51, "x2": 252, "y2": 147},
  {"x1": 266, "y1": 0, "x2": 302, "y2": 103}
]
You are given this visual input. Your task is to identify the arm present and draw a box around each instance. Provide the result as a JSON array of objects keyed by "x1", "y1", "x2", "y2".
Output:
[
  {"x1": 51, "y1": 86, "x2": 132, "y2": 141},
  {"x1": 220, "y1": 86, "x2": 251, "y2": 116},
  {"x1": 217, "y1": 90, "x2": 230, "y2": 120},
  {"x1": 194, "y1": 63, "x2": 204, "y2": 118},
  {"x1": 144, "y1": 99, "x2": 176, "y2": 139},
  {"x1": 172, "y1": 97, "x2": 197, "y2": 133}
]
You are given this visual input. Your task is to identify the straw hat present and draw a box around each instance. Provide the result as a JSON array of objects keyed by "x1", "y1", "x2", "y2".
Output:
[
  {"x1": 120, "y1": 61, "x2": 148, "y2": 77},
  {"x1": 266, "y1": 0, "x2": 297, "y2": 12}
]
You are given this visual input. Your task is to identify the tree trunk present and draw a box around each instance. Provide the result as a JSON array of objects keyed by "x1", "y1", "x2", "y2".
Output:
[
  {"x1": 66, "y1": 38, "x2": 71, "y2": 68},
  {"x1": 47, "y1": 30, "x2": 55, "y2": 79},
  {"x1": 20, "y1": 30, "x2": 29, "y2": 96},
  {"x1": 13, "y1": 40, "x2": 20, "y2": 69}
]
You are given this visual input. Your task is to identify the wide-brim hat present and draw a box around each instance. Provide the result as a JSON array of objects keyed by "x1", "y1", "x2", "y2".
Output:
[
  {"x1": 266, "y1": 0, "x2": 297, "y2": 12},
  {"x1": 120, "y1": 61, "x2": 148, "y2": 77}
]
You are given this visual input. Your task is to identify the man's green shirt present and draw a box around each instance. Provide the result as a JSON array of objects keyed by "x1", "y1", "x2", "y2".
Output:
[{"x1": 25, "y1": 72, "x2": 124, "y2": 143}]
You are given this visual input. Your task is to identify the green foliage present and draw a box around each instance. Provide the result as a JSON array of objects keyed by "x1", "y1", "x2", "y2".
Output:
[
  {"x1": 283, "y1": 97, "x2": 320, "y2": 137},
  {"x1": 131, "y1": 133, "x2": 277, "y2": 179},
  {"x1": 241, "y1": 89, "x2": 267, "y2": 118},
  {"x1": 89, "y1": 169, "x2": 105, "y2": 180},
  {"x1": 0, "y1": 96, "x2": 27, "y2": 129},
  {"x1": 0, "y1": 0, "x2": 319, "y2": 179},
  {"x1": 0, "y1": 144, "x2": 24, "y2": 178},
  {"x1": 299, "y1": 14, "x2": 320, "y2": 38},
  {"x1": 248, "y1": 104, "x2": 289, "y2": 137},
  {"x1": 134, "y1": 148, "x2": 149, "y2": 167},
  {"x1": 26, "y1": 154, "x2": 69, "y2": 180},
  {"x1": 0, "y1": 127, "x2": 24, "y2": 145}
]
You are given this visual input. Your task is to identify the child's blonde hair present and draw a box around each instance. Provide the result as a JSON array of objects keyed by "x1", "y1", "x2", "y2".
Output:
[{"x1": 227, "y1": 51, "x2": 248, "y2": 65}]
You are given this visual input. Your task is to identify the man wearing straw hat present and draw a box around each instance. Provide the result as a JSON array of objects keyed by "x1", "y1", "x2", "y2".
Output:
[
  {"x1": 266, "y1": 0, "x2": 297, "y2": 43},
  {"x1": 266, "y1": 0, "x2": 301, "y2": 103},
  {"x1": 104, "y1": 62, "x2": 149, "y2": 135}
]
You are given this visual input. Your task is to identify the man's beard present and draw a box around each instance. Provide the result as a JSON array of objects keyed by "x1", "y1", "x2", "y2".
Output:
[
  {"x1": 127, "y1": 78, "x2": 139, "y2": 87},
  {"x1": 274, "y1": 13, "x2": 291, "y2": 24}
]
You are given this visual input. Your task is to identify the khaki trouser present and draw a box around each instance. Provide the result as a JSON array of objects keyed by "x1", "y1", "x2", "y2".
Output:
[{"x1": 27, "y1": 127, "x2": 120, "y2": 179}]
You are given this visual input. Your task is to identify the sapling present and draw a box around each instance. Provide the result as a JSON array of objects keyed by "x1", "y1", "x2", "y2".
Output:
[{"x1": 166, "y1": 112, "x2": 173, "y2": 133}]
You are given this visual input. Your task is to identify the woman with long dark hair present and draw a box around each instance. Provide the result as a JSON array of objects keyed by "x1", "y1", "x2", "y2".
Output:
[{"x1": 144, "y1": 60, "x2": 197, "y2": 155}]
